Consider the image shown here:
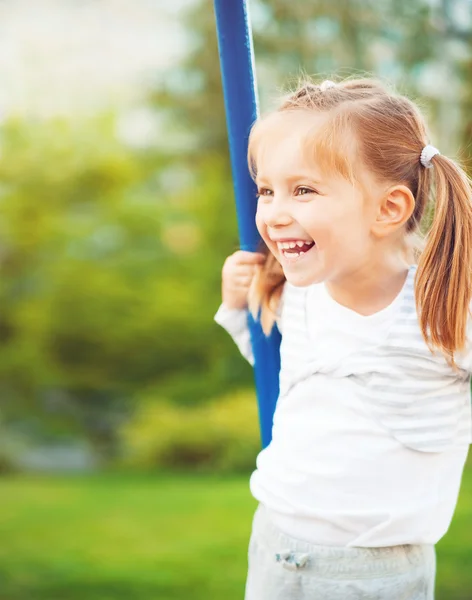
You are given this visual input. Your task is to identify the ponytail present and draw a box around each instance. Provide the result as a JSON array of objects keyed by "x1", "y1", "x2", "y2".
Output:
[{"x1": 415, "y1": 155, "x2": 472, "y2": 364}]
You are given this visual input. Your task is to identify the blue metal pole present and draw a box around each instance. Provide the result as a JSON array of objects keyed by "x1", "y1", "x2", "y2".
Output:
[{"x1": 213, "y1": 0, "x2": 281, "y2": 448}]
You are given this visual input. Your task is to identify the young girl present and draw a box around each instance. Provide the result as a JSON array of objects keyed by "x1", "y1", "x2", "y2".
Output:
[{"x1": 214, "y1": 78, "x2": 472, "y2": 599}]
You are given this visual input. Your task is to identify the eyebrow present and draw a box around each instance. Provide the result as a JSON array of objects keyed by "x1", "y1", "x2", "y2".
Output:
[{"x1": 256, "y1": 174, "x2": 325, "y2": 186}]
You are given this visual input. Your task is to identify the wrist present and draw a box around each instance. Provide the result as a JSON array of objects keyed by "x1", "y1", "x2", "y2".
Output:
[{"x1": 221, "y1": 300, "x2": 248, "y2": 311}]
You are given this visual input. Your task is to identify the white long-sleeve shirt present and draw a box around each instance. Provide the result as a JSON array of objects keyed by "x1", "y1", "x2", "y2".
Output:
[{"x1": 214, "y1": 264, "x2": 471, "y2": 547}]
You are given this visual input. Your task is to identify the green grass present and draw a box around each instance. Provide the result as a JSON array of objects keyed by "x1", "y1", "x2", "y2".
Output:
[{"x1": 0, "y1": 464, "x2": 471, "y2": 600}]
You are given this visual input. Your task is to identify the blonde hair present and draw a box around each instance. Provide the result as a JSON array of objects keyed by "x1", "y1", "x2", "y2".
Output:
[{"x1": 247, "y1": 77, "x2": 472, "y2": 365}]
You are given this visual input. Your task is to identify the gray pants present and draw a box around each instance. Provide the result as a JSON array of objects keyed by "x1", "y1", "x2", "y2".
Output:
[{"x1": 245, "y1": 505, "x2": 436, "y2": 600}]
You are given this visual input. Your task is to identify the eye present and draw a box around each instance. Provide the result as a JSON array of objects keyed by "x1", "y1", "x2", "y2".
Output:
[
  {"x1": 295, "y1": 186, "x2": 317, "y2": 196},
  {"x1": 256, "y1": 187, "x2": 273, "y2": 198}
]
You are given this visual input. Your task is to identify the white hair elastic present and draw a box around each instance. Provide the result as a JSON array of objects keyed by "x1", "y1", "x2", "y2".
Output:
[
  {"x1": 319, "y1": 80, "x2": 336, "y2": 91},
  {"x1": 420, "y1": 145, "x2": 440, "y2": 168}
]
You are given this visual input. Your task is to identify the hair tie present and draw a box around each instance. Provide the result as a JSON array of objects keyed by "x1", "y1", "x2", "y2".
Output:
[
  {"x1": 319, "y1": 80, "x2": 336, "y2": 91},
  {"x1": 420, "y1": 145, "x2": 440, "y2": 168}
]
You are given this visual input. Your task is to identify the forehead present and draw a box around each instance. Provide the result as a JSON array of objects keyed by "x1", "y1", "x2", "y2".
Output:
[
  {"x1": 251, "y1": 111, "x2": 323, "y2": 171},
  {"x1": 249, "y1": 109, "x2": 356, "y2": 184}
]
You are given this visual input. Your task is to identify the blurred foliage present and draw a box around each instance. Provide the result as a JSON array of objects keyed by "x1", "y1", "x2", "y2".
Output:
[
  {"x1": 120, "y1": 388, "x2": 260, "y2": 473},
  {"x1": 154, "y1": 0, "x2": 472, "y2": 153},
  {"x1": 0, "y1": 112, "x2": 252, "y2": 459},
  {"x1": 0, "y1": 0, "x2": 471, "y2": 467}
]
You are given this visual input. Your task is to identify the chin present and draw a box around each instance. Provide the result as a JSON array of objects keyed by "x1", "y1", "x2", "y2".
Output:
[{"x1": 284, "y1": 271, "x2": 324, "y2": 288}]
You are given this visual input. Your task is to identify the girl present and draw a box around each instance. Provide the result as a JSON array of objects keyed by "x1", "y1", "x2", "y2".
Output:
[{"x1": 214, "y1": 77, "x2": 472, "y2": 599}]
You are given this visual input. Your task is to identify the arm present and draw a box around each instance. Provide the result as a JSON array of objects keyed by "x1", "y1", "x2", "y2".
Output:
[
  {"x1": 215, "y1": 249, "x2": 285, "y2": 365},
  {"x1": 214, "y1": 304, "x2": 255, "y2": 365},
  {"x1": 214, "y1": 287, "x2": 284, "y2": 366}
]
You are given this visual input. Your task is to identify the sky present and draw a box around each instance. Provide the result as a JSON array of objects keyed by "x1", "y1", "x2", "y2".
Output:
[{"x1": 0, "y1": 0, "x2": 193, "y2": 118}]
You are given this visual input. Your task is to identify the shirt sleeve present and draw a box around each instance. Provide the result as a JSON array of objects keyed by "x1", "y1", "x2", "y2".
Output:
[
  {"x1": 213, "y1": 284, "x2": 286, "y2": 366},
  {"x1": 214, "y1": 304, "x2": 255, "y2": 365}
]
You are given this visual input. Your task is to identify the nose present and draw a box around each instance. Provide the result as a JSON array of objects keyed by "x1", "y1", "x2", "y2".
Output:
[{"x1": 263, "y1": 200, "x2": 293, "y2": 228}]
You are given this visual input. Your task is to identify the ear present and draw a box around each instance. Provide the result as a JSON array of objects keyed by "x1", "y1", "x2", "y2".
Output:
[{"x1": 371, "y1": 185, "x2": 415, "y2": 239}]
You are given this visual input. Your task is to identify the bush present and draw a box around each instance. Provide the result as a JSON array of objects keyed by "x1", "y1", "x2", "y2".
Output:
[{"x1": 119, "y1": 389, "x2": 262, "y2": 473}]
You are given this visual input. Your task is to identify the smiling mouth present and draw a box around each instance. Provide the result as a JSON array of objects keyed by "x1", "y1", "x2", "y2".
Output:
[{"x1": 276, "y1": 240, "x2": 316, "y2": 259}]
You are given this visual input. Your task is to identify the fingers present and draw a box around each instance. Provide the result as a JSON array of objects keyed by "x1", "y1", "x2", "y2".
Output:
[
  {"x1": 221, "y1": 251, "x2": 265, "y2": 306},
  {"x1": 232, "y1": 250, "x2": 266, "y2": 265},
  {"x1": 222, "y1": 251, "x2": 265, "y2": 273},
  {"x1": 233, "y1": 263, "x2": 258, "y2": 275},
  {"x1": 234, "y1": 274, "x2": 254, "y2": 286},
  {"x1": 221, "y1": 251, "x2": 265, "y2": 310},
  {"x1": 225, "y1": 272, "x2": 254, "y2": 287},
  {"x1": 230, "y1": 267, "x2": 260, "y2": 290},
  {"x1": 223, "y1": 254, "x2": 264, "y2": 279}
]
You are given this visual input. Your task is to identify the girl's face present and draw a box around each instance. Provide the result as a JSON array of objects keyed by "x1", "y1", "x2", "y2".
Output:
[{"x1": 254, "y1": 114, "x2": 378, "y2": 288}]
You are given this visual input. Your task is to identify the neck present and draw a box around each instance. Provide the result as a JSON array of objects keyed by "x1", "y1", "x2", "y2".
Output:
[{"x1": 324, "y1": 253, "x2": 411, "y2": 317}]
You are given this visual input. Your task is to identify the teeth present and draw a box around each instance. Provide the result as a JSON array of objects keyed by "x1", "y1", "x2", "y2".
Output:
[
  {"x1": 281, "y1": 243, "x2": 315, "y2": 259},
  {"x1": 277, "y1": 240, "x2": 313, "y2": 250}
]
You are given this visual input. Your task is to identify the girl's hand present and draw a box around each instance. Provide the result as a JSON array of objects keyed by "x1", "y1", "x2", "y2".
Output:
[{"x1": 221, "y1": 250, "x2": 266, "y2": 310}]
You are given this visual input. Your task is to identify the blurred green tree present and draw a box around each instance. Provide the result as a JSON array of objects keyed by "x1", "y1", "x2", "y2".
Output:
[
  {"x1": 0, "y1": 114, "x2": 168, "y2": 455},
  {"x1": 0, "y1": 112, "x2": 252, "y2": 459}
]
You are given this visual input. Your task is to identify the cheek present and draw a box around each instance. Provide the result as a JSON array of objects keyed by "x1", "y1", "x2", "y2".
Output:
[
  {"x1": 255, "y1": 208, "x2": 267, "y2": 237},
  {"x1": 297, "y1": 206, "x2": 331, "y2": 237},
  {"x1": 302, "y1": 207, "x2": 363, "y2": 248}
]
